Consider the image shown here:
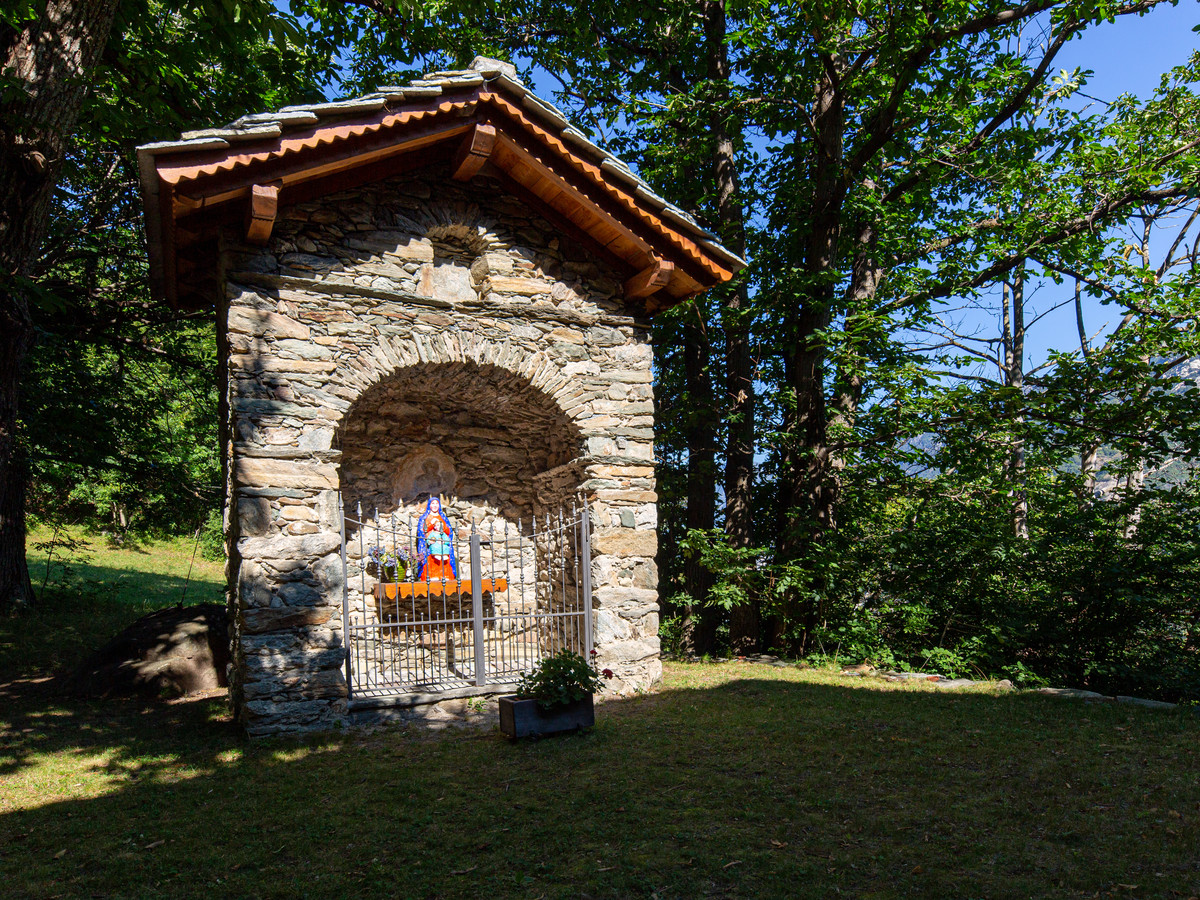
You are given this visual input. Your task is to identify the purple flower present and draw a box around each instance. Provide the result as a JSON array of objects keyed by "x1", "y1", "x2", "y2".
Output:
[{"x1": 367, "y1": 545, "x2": 408, "y2": 580}]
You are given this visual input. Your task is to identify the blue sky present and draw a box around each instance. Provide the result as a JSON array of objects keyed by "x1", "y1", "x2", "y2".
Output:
[{"x1": 1058, "y1": 1, "x2": 1198, "y2": 101}]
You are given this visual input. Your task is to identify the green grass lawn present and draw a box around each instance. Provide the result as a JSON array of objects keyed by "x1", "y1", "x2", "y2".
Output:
[
  {"x1": 2, "y1": 531, "x2": 1199, "y2": 899},
  {"x1": 5, "y1": 525, "x2": 224, "y2": 677}
]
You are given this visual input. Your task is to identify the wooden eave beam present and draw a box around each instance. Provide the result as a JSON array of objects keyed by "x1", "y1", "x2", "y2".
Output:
[
  {"x1": 489, "y1": 170, "x2": 631, "y2": 275},
  {"x1": 158, "y1": 179, "x2": 180, "y2": 307},
  {"x1": 245, "y1": 184, "x2": 279, "y2": 245},
  {"x1": 492, "y1": 132, "x2": 712, "y2": 302},
  {"x1": 452, "y1": 123, "x2": 496, "y2": 181},
  {"x1": 480, "y1": 93, "x2": 733, "y2": 287},
  {"x1": 624, "y1": 259, "x2": 674, "y2": 299},
  {"x1": 492, "y1": 134, "x2": 657, "y2": 268}
]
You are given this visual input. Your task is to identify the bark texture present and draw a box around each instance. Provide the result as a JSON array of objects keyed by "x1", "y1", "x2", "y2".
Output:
[
  {"x1": 0, "y1": 0, "x2": 119, "y2": 608},
  {"x1": 682, "y1": 310, "x2": 719, "y2": 654},
  {"x1": 773, "y1": 64, "x2": 845, "y2": 653},
  {"x1": 703, "y1": 0, "x2": 758, "y2": 653},
  {"x1": 1003, "y1": 265, "x2": 1028, "y2": 539}
]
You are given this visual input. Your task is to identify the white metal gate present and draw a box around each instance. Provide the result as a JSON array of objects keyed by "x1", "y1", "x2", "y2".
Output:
[{"x1": 339, "y1": 498, "x2": 593, "y2": 698}]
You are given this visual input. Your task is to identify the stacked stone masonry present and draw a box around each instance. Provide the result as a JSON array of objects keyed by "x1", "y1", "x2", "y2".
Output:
[{"x1": 223, "y1": 166, "x2": 661, "y2": 735}]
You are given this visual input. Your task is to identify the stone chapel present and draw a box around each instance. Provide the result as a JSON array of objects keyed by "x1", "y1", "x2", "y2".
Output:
[{"x1": 137, "y1": 56, "x2": 743, "y2": 735}]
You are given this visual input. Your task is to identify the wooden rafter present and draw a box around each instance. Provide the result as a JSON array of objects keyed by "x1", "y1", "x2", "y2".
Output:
[
  {"x1": 452, "y1": 123, "x2": 496, "y2": 181},
  {"x1": 245, "y1": 184, "x2": 279, "y2": 245},
  {"x1": 624, "y1": 259, "x2": 674, "y2": 299}
]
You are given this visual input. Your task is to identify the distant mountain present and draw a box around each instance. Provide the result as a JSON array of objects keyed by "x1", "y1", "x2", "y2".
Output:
[{"x1": 1093, "y1": 357, "x2": 1200, "y2": 497}]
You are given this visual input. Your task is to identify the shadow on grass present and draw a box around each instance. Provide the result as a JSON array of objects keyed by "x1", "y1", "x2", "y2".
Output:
[
  {"x1": 2, "y1": 668, "x2": 1199, "y2": 899},
  {"x1": 0, "y1": 676, "x2": 238, "y2": 782}
]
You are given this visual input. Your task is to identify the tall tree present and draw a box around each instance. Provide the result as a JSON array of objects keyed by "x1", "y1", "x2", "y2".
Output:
[
  {"x1": 2, "y1": 0, "x2": 123, "y2": 608},
  {"x1": 752, "y1": 0, "x2": 1197, "y2": 651},
  {"x1": 702, "y1": 0, "x2": 759, "y2": 653}
]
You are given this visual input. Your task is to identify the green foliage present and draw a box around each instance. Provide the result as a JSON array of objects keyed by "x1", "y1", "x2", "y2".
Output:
[
  {"x1": 797, "y1": 475, "x2": 1200, "y2": 698},
  {"x1": 28, "y1": 524, "x2": 95, "y2": 604},
  {"x1": 24, "y1": 316, "x2": 220, "y2": 535},
  {"x1": 198, "y1": 509, "x2": 225, "y2": 562},
  {"x1": 678, "y1": 529, "x2": 767, "y2": 615},
  {"x1": 516, "y1": 649, "x2": 607, "y2": 708},
  {"x1": 657, "y1": 612, "x2": 689, "y2": 657}
]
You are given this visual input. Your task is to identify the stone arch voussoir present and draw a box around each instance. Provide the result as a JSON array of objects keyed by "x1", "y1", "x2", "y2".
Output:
[{"x1": 329, "y1": 330, "x2": 590, "y2": 436}]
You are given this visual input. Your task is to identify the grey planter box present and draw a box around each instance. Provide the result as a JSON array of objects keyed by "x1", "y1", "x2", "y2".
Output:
[{"x1": 498, "y1": 694, "x2": 595, "y2": 738}]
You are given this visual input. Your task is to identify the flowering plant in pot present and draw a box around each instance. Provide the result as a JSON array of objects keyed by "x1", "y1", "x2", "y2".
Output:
[
  {"x1": 517, "y1": 649, "x2": 612, "y2": 707},
  {"x1": 367, "y1": 545, "x2": 411, "y2": 583},
  {"x1": 500, "y1": 649, "x2": 613, "y2": 738}
]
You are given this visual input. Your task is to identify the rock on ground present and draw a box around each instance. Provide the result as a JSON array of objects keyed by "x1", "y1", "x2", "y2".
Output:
[{"x1": 62, "y1": 603, "x2": 230, "y2": 698}]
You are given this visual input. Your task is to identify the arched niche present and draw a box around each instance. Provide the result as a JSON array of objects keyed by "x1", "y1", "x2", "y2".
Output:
[{"x1": 336, "y1": 361, "x2": 583, "y2": 528}]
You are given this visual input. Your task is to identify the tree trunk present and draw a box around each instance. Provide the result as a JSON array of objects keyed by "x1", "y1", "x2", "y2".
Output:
[
  {"x1": 682, "y1": 309, "x2": 719, "y2": 654},
  {"x1": 828, "y1": 221, "x2": 878, "y2": 475},
  {"x1": 0, "y1": 316, "x2": 34, "y2": 609},
  {"x1": 1075, "y1": 280, "x2": 1100, "y2": 500},
  {"x1": 1123, "y1": 460, "x2": 1145, "y2": 539},
  {"x1": 703, "y1": 0, "x2": 758, "y2": 654},
  {"x1": 0, "y1": 0, "x2": 120, "y2": 609},
  {"x1": 1080, "y1": 444, "x2": 1099, "y2": 497},
  {"x1": 1004, "y1": 265, "x2": 1028, "y2": 539},
  {"x1": 773, "y1": 65, "x2": 845, "y2": 654}
]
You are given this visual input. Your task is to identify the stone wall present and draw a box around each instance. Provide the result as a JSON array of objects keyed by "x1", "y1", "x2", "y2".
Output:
[{"x1": 220, "y1": 165, "x2": 661, "y2": 735}]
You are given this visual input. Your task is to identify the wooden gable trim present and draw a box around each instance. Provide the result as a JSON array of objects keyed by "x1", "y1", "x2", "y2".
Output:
[
  {"x1": 487, "y1": 169, "x2": 640, "y2": 277},
  {"x1": 479, "y1": 93, "x2": 733, "y2": 286},
  {"x1": 491, "y1": 133, "x2": 657, "y2": 268},
  {"x1": 145, "y1": 87, "x2": 738, "y2": 308},
  {"x1": 480, "y1": 105, "x2": 717, "y2": 296}
]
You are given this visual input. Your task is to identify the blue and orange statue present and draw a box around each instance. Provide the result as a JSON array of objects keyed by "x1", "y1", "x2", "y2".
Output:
[{"x1": 416, "y1": 496, "x2": 458, "y2": 582}]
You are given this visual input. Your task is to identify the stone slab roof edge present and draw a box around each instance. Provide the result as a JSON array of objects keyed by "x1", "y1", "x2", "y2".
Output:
[{"x1": 136, "y1": 55, "x2": 746, "y2": 305}]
